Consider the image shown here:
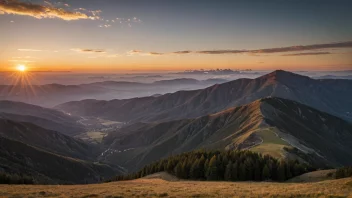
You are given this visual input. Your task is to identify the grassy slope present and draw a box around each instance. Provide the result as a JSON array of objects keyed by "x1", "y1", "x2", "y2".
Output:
[
  {"x1": 0, "y1": 177, "x2": 351, "y2": 198},
  {"x1": 249, "y1": 127, "x2": 291, "y2": 159},
  {"x1": 287, "y1": 169, "x2": 336, "y2": 183}
]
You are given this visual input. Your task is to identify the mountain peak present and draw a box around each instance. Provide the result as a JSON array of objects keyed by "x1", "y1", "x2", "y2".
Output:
[{"x1": 258, "y1": 70, "x2": 311, "y2": 83}]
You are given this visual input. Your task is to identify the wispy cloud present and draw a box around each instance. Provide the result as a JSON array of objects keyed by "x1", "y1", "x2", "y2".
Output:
[
  {"x1": 98, "y1": 16, "x2": 142, "y2": 29},
  {"x1": 173, "y1": 51, "x2": 192, "y2": 54},
  {"x1": 127, "y1": 50, "x2": 164, "y2": 56},
  {"x1": 0, "y1": 0, "x2": 99, "y2": 20},
  {"x1": 131, "y1": 41, "x2": 352, "y2": 56},
  {"x1": 281, "y1": 52, "x2": 333, "y2": 56},
  {"x1": 196, "y1": 41, "x2": 352, "y2": 54},
  {"x1": 11, "y1": 56, "x2": 37, "y2": 59},
  {"x1": 8, "y1": 59, "x2": 35, "y2": 63},
  {"x1": 71, "y1": 48, "x2": 106, "y2": 53},
  {"x1": 98, "y1": 24, "x2": 111, "y2": 28},
  {"x1": 18, "y1": 49, "x2": 43, "y2": 52}
]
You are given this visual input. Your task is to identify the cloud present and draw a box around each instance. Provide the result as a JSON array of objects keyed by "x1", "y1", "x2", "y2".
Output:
[
  {"x1": 133, "y1": 41, "x2": 352, "y2": 56},
  {"x1": 12, "y1": 56, "x2": 37, "y2": 59},
  {"x1": 196, "y1": 41, "x2": 352, "y2": 54},
  {"x1": 196, "y1": 50, "x2": 247, "y2": 54},
  {"x1": 71, "y1": 48, "x2": 106, "y2": 53},
  {"x1": 98, "y1": 24, "x2": 111, "y2": 28},
  {"x1": 0, "y1": 0, "x2": 99, "y2": 20},
  {"x1": 18, "y1": 49, "x2": 42, "y2": 52},
  {"x1": 149, "y1": 52, "x2": 164, "y2": 56},
  {"x1": 127, "y1": 50, "x2": 164, "y2": 56},
  {"x1": 281, "y1": 52, "x2": 333, "y2": 56},
  {"x1": 8, "y1": 59, "x2": 35, "y2": 63},
  {"x1": 173, "y1": 51, "x2": 192, "y2": 54}
]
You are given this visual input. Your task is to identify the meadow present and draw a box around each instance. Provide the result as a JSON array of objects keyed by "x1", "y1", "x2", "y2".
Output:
[{"x1": 0, "y1": 176, "x2": 351, "y2": 198}]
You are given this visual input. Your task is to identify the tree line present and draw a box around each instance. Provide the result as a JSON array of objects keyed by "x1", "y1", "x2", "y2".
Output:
[
  {"x1": 0, "y1": 172, "x2": 35, "y2": 184},
  {"x1": 107, "y1": 150, "x2": 314, "y2": 182},
  {"x1": 336, "y1": 166, "x2": 352, "y2": 179}
]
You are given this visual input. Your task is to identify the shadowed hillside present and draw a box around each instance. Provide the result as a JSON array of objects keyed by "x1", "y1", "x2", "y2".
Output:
[
  {"x1": 0, "y1": 101, "x2": 85, "y2": 136},
  {"x1": 0, "y1": 118, "x2": 97, "y2": 160},
  {"x1": 0, "y1": 136, "x2": 117, "y2": 184}
]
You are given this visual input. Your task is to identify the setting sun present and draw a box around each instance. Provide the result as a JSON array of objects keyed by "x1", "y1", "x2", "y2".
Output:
[{"x1": 16, "y1": 65, "x2": 27, "y2": 72}]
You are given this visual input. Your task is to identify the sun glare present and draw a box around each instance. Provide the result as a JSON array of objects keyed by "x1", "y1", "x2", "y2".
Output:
[{"x1": 16, "y1": 65, "x2": 27, "y2": 72}]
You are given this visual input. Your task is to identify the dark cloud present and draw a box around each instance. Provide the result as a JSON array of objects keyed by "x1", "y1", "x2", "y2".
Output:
[
  {"x1": 0, "y1": 0, "x2": 98, "y2": 20},
  {"x1": 196, "y1": 50, "x2": 247, "y2": 54},
  {"x1": 149, "y1": 52, "x2": 164, "y2": 55},
  {"x1": 134, "y1": 41, "x2": 352, "y2": 56},
  {"x1": 281, "y1": 52, "x2": 333, "y2": 56},
  {"x1": 173, "y1": 51, "x2": 192, "y2": 54},
  {"x1": 196, "y1": 41, "x2": 352, "y2": 54}
]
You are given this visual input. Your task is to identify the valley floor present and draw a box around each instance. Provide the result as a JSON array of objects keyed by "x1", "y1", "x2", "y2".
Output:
[{"x1": 0, "y1": 177, "x2": 352, "y2": 198}]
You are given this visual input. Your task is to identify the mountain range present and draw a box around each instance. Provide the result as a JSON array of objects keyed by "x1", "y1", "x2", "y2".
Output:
[
  {"x1": 100, "y1": 97, "x2": 352, "y2": 171},
  {"x1": 56, "y1": 70, "x2": 352, "y2": 123},
  {"x1": 0, "y1": 78, "x2": 227, "y2": 107},
  {"x1": 1, "y1": 70, "x2": 352, "y2": 183}
]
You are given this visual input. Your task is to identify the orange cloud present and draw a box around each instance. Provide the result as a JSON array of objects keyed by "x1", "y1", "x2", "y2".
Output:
[
  {"x1": 0, "y1": 0, "x2": 98, "y2": 20},
  {"x1": 71, "y1": 48, "x2": 106, "y2": 53}
]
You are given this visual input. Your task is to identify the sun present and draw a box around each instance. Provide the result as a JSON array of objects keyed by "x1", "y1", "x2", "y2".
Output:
[{"x1": 16, "y1": 65, "x2": 27, "y2": 72}]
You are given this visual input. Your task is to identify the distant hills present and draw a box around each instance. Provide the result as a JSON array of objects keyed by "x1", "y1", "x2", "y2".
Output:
[
  {"x1": 0, "y1": 78, "x2": 227, "y2": 107},
  {"x1": 56, "y1": 70, "x2": 352, "y2": 123},
  {"x1": 100, "y1": 97, "x2": 352, "y2": 171}
]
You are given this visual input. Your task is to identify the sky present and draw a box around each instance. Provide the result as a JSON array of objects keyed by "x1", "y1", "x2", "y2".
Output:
[{"x1": 0, "y1": 0, "x2": 352, "y2": 72}]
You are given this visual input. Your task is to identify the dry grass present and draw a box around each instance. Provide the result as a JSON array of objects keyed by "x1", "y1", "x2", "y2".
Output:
[
  {"x1": 287, "y1": 169, "x2": 336, "y2": 183},
  {"x1": 0, "y1": 177, "x2": 352, "y2": 198}
]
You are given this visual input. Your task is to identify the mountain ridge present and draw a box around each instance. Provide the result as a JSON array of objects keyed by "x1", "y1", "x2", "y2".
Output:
[
  {"x1": 100, "y1": 97, "x2": 352, "y2": 171},
  {"x1": 56, "y1": 70, "x2": 352, "y2": 123}
]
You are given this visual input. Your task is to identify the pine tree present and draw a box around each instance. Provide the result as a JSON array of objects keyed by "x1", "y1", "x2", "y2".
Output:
[
  {"x1": 239, "y1": 163, "x2": 246, "y2": 181},
  {"x1": 175, "y1": 162, "x2": 183, "y2": 178},
  {"x1": 286, "y1": 162, "x2": 292, "y2": 179},
  {"x1": 207, "y1": 155, "x2": 218, "y2": 180},
  {"x1": 190, "y1": 159, "x2": 200, "y2": 179},
  {"x1": 224, "y1": 161, "x2": 233, "y2": 181},
  {"x1": 167, "y1": 159, "x2": 174, "y2": 173},
  {"x1": 262, "y1": 164, "x2": 270, "y2": 180},
  {"x1": 198, "y1": 155, "x2": 206, "y2": 179},
  {"x1": 204, "y1": 158, "x2": 209, "y2": 179},
  {"x1": 181, "y1": 160, "x2": 190, "y2": 179},
  {"x1": 254, "y1": 161, "x2": 261, "y2": 181},
  {"x1": 216, "y1": 155, "x2": 225, "y2": 180},
  {"x1": 277, "y1": 161, "x2": 286, "y2": 181},
  {"x1": 232, "y1": 162, "x2": 239, "y2": 181}
]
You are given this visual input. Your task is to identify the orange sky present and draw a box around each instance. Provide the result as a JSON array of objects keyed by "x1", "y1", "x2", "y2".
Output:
[{"x1": 1, "y1": 0, "x2": 352, "y2": 72}]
